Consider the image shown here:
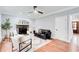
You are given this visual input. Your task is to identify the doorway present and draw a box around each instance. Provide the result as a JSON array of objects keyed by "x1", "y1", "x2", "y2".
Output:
[
  {"x1": 70, "y1": 15, "x2": 79, "y2": 51},
  {"x1": 72, "y1": 21, "x2": 79, "y2": 34}
]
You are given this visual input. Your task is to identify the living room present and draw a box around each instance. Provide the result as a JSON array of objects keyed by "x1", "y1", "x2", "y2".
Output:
[{"x1": 0, "y1": 6, "x2": 79, "y2": 52}]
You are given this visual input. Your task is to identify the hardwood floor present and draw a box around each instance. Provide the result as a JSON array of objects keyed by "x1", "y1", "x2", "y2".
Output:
[
  {"x1": 35, "y1": 39, "x2": 79, "y2": 52},
  {"x1": 0, "y1": 37, "x2": 13, "y2": 52},
  {"x1": 0, "y1": 36, "x2": 17, "y2": 52},
  {"x1": 0, "y1": 37, "x2": 79, "y2": 52}
]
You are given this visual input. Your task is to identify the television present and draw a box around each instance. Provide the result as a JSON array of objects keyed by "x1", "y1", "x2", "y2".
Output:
[
  {"x1": 17, "y1": 25, "x2": 29, "y2": 34},
  {"x1": 19, "y1": 28, "x2": 27, "y2": 34}
]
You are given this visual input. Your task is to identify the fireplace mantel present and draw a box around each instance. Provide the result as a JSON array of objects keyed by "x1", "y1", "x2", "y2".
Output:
[{"x1": 16, "y1": 20, "x2": 29, "y2": 25}]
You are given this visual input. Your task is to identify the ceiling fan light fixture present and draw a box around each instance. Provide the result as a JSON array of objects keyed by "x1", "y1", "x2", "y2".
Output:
[{"x1": 34, "y1": 10, "x2": 38, "y2": 14}]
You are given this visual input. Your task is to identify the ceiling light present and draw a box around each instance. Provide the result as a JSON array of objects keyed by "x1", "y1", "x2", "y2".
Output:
[{"x1": 34, "y1": 10, "x2": 38, "y2": 14}]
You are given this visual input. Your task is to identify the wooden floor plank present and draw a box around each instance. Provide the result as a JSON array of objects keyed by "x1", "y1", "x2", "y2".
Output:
[{"x1": 35, "y1": 39, "x2": 73, "y2": 52}]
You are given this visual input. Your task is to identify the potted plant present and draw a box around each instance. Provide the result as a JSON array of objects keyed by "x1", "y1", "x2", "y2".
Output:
[{"x1": 1, "y1": 18, "x2": 12, "y2": 37}]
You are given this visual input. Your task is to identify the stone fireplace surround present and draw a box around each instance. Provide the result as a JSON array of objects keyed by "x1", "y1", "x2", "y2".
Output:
[
  {"x1": 16, "y1": 20, "x2": 29, "y2": 35},
  {"x1": 16, "y1": 25, "x2": 29, "y2": 35}
]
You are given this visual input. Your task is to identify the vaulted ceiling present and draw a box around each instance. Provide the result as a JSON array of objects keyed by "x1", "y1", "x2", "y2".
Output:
[{"x1": 0, "y1": 6, "x2": 78, "y2": 19}]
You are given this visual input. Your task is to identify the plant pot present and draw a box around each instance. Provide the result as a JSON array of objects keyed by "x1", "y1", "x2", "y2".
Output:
[{"x1": 3, "y1": 35, "x2": 11, "y2": 42}]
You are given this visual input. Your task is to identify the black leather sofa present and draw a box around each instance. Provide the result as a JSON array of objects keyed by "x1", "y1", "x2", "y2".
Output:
[{"x1": 33, "y1": 29, "x2": 51, "y2": 39}]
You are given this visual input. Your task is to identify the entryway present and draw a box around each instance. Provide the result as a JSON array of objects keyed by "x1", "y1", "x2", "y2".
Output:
[{"x1": 70, "y1": 14, "x2": 79, "y2": 51}]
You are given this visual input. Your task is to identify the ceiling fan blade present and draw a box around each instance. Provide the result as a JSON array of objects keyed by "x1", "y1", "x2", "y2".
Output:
[
  {"x1": 38, "y1": 11, "x2": 43, "y2": 14},
  {"x1": 24, "y1": 6, "x2": 44, "y2": 15},
  {"x1": 24, "y1": 11, "x2": 33, "y2": 14},
  {"x1": 28, "y1": 11, "x2": 33, "y2": 13}
]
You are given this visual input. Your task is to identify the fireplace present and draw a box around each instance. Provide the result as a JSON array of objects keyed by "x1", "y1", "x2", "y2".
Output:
[{"x1": 16, "y1": 25, "x2": 29, "y2": 34}]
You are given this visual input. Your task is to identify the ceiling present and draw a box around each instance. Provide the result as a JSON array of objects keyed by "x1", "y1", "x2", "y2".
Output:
[{"x1": 0, "y1": 6, "x2": 78, "y2": 19}]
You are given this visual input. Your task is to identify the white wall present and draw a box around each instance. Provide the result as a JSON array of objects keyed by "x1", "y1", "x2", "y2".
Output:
[
  {"x1": 54, "y1": 15, "x2": 68, "y2": 42},
  {"x1": 0, "y1": 15, "x2": 1, "y2": 42},
  {"x1": 34, "y1": 11, "x2": 79, "y2": 42},
  {"x1": 67, "y1": 15, "x2": 73, "y2": 42},
  {"x1": 34, "y1": 15, "x2": 55, "y2": 38},
  {"x1": 34, "y1": 14, "x2": 69, "y2": 42}
]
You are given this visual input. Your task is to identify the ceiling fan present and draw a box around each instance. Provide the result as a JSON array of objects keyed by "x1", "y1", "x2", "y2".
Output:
[{"x1": 27, "y1": 6, "x2": 44, "y2": 14}]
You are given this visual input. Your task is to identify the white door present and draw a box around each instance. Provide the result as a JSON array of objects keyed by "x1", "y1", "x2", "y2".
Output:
[{"x1": 55, "y1": 16, "x2": 68, "y2": 42}]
